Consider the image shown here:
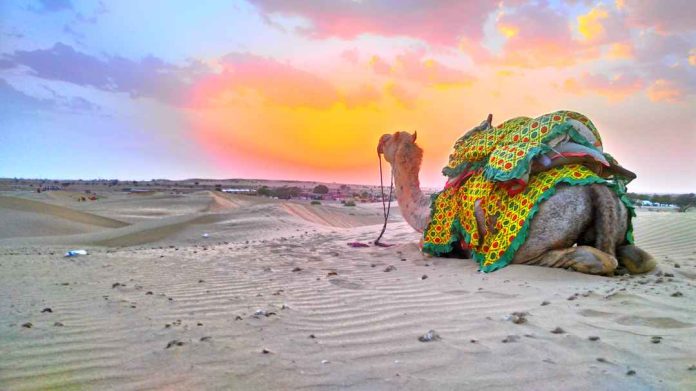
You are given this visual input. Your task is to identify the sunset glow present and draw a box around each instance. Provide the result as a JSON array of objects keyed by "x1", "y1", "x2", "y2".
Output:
[{"x1": 1, "y1": 0, "x2": 694, "y2": 192}]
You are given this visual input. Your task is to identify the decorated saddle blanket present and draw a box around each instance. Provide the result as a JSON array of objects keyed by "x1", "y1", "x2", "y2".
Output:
[
  {"x1": 442, "y1": 110, "x2": 634, "y2": 195},
  {"x1": 423, "y1": 110, "x2": 636, "y2": 272}
]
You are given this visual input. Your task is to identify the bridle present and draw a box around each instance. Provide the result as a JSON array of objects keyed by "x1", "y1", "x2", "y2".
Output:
[{"x1": 374, "y1": 151, "x2": 393, "y2": 247}]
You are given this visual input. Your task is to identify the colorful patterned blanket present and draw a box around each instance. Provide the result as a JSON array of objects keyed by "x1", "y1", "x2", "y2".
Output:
[{"x1": 423, "y1": 111, "x2": 635, "y2": 272}]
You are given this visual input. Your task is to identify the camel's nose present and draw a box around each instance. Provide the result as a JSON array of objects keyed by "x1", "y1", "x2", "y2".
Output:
[{"x1": 377, "y1": 134, "x2": 390, "y2": 155}]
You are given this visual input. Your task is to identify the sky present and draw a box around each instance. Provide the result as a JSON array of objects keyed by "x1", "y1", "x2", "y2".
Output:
[{"x1": 0, "y1": 0, "x2": 695, "y2": 193}]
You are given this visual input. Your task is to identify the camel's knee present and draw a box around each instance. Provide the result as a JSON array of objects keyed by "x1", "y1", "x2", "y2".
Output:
[
  {"x1": 528, "y1": 246, "x2": 617, "y2": 275},
  {"x1": 568, "y1": 246, "x2": 618, "y2": 275},
  {"x1": 617, "y1": 245, "x2": 656, "y2": 274}
]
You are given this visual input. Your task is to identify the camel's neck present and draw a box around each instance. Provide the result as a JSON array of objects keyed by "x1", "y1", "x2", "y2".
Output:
[{"x1": 392, "y1": 144, "x2": 431, "y2": 233}]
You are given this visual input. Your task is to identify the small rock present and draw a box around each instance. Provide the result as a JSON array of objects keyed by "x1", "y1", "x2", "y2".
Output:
[
  {"x1": 671, "y1": 291, "x2": 683, "y2": 297},
  {"x1": 663, "y1": 272, "x2": 674, "y2": 278},
  {"x1": 321, "y1": 359, "x2": 329, "y2": 364},
  {"x1": 674, "y1": 263, "x2": 681, "y2": 268},
  {"x1": 688, "y1": 364, "x2": 696, "y2": 371},
  {"x1": 234, "y1": 315, "x2": 243, "y2": 321},
  {"x1": 400, "y1": 258, "x2": 407, "y2": 262},
  {"x1": 626, "y1": 369, "x2": 636, "y2": 376},
  {"x1": 198, "y1": 279, "x2": 205, "y2": 283},
  {"x1": 292, "y1": 267, "x2": 302, "y2": 272},
  {"x1": 146, "y1": 291, "x2": 153, "y2": 295},
  {"x1": 309, "y1": 334, "x2": 316, "y2": 339},
  {"x1": 421, "y1": 275, "x2": 428, "y2": 280},
  {"x1": 112, "y1": 282, "x2": 122, "y2": 288},
  {"x1": 470, "y1": 339, "x2": 478, "y2": 343},
  {"x1": 541, "y1": 301, "x2": 550, "y2": 306},
  {"x1": 510, "y1": 312, "x2": 528, "y2": 324},
  {"x1": 384, "y1": 265, "x2": 397, "y2": 272},
  {"x1": 651, "y1": 336, "x2": 662, "y2": 344},
  {"x1": 502, "y1": 335, "x2": 519, "y2": 343},
  {"x1": 22, "y1": 322, "x2": 33, "y2": 328},
  {"x1": 53, "y1": 321, "x2": 64, "y2": 327},
  {"x1": 418, "y1": 329, "x2": 441, "y2": 342},
  {"x1": 41, "y1": 308, "x2": 52, "y2": 313},
  {"x1": 197, "y1": 322, "x2": 203, "y2": 326},
  {"x1": 200, "y1": 336, "x2": 212, "y2": 342},
  {"x1": 550, "y1": 327, "x2": 565, "y2": 334},
  {"x1": 588, "y1": 336, "x2": 600, "y2": 341},
  {"x1": 597, "y1": 357, "x2": 608, "y2": 363},
  {"x1": 327, "y1": 271, "x2": 338, "y2": 277},
  {"x1": 262, "y1": 348, "x2": 270, "y2": 354},
  {"x1": 165, "y1": 340, "x2": 184, "y2": 349}
]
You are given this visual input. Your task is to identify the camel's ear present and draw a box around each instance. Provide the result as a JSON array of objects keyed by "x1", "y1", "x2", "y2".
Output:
[{"x1": 412, "y1": 131, "x2": 417, "y2": 142}]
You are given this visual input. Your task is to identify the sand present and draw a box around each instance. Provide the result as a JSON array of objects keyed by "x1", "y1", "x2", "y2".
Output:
[{"x1": 0, "y1": 190, "x2": 694, "y2": 390}]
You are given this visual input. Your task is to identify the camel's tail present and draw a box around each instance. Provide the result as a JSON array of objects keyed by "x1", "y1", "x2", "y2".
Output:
[{"x1": 589, "y1": 184, "x2": 620, "y2": 256}]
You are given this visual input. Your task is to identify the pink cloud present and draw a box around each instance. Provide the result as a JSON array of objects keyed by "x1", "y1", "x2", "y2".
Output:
[
  {"x1": 191, "y1": 53, "x2": 382, "y2": 109},
  {"x1": 563, "y1": 72, "x2": 644, "y2": 101},
  {"x1": 369, "y1": 49, "x2": 475, "y2": 87},
  {"x1": 493, "y1": 3, "x2": 601, "y2": 67},
  {"x1": 249, "y1": 0, "x2": 499, "y2": 45},
  {"x1": 622, "y1": 0, "x2": 696, "y2": 33}
]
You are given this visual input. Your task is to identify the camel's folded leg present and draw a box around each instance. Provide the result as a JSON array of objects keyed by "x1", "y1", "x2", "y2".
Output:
[
  {"x1": 525, "y1": 245, "x2": 618, "y2": 275},
  {"x1": 616, "y1": 245, "x2": 656, "y2": 274}
]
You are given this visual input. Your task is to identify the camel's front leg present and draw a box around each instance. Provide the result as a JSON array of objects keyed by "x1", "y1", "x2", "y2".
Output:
[{"x1": 522, "y1": 246, "x2": 618, "y2": 275}]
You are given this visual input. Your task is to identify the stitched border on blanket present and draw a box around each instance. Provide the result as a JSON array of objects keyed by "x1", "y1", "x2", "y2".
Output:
[
  {"x1": 423, "y1": 164, "x2": 635, "y2": 273},
  {"x1": 442, "y1": 111, "x2": 603, "y2": 182}
]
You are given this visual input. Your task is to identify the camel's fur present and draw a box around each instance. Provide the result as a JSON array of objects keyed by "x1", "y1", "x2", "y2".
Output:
[{"x1": 377, "y1": 131, "x2": 656, "y2": 275}]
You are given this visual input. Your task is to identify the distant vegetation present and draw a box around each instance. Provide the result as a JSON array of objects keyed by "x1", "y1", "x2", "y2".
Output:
[
  {"x1": 313, "y1": 184, "x2": 329, "y2": 194},
  {"x1": 257, "y1": 185, "x2": 302, "y2": 199},
  {"x1": 310, "y1": 200, "x2": 321, "y2": 205},
  {"x1": 627, "y1": 193, "x2": 696, "y2": 212}
]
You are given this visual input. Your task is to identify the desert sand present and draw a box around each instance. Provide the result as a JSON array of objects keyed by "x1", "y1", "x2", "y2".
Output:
[{"x1": 0, "y1": 190, "x2": 694, "y2": 390}]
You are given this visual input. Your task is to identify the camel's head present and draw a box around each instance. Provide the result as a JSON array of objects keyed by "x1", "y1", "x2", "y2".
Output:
[{"x1": 377, "y1": 131, "x2": 418, "y2": 164}]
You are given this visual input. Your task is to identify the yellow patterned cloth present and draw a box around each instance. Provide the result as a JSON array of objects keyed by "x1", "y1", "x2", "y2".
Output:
[
  {"x1": 442, "y1": 110, "x2": 603, "y2": 185},
  {"x1": 423, "y1": 164, "x2": 634, "y2": 272}
]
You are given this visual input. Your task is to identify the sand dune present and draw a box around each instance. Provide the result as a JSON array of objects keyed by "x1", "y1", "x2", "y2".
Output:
[
  {"x1": 0, "y1": 192, "x2": 694, "y2": 390},
  {"x1": 282, "y1": 201, "x2": 385, "y2": 228}
]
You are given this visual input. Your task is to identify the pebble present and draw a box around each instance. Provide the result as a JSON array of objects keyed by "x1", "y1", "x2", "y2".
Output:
[
  {"x1": 41, "y1": 308, "x2": 52, "y2": 313},
  {"x1": 421, "y1": 275, "x2": 428, "y2": 280},
  {"x1": 588, "y1": 336, "x2": 600, "y2": 341},
  {"x1": 165, "y1": 340, "x2": 184, "y2": 349},
  {"x1": 21, "y1": 322, "x2": 33, "y2": 328},
  {"x1": 418, "y1": 329, "x2": 441, "y2": 342},
  {"x1": 292, "y1": 267, "x2": 302, "y2": 272},
  {"x1": 674, "y1": 263, "x2": 681, "y2": 268},
  {"x1": 550, "y1": 327, "x2": 565, "y2": 334},
  {"x1": 596, "y1": 357, "x2": 607, "y2": 363},
  {"x1": 626, "y1": 369, "x2": 636, "y2": 376},
  {"x1": 262, "y1": 348, "x2": 270, "y2": 354},
  {"x1": 502, "y1": 335, "x2": 519, "y2": 343},
  {"x1": 384, "y1": 265, "x2": 397, "y2": 272},
  {"x1": 541, "y1": 301, "x2": 550, "y2": 306},
  {"x1": 53, "y1": 321, "x2": 64, "y2": 327},
  {"x1": 200, "y1": 336, "x2": 212, "y2": 342},
  {"x1": 651, "y1": 336, "x2": 662, "y2": 344},
  {"x1": 509, "y1": 312, "x2": 528, "y2": 324},
  {"x1": 671, "y1": 291, "x2": 683, "y2": 297}
]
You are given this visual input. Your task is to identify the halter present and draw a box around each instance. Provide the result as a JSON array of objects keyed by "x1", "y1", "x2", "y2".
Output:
[{"x1": 374, "y1": 152, "x2": 394, "y2": 247}]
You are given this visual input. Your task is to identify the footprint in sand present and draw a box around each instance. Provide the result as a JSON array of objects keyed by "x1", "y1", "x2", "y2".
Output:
[{"x1": 580, "y1": 309, "x2": 694, "y2": 328}]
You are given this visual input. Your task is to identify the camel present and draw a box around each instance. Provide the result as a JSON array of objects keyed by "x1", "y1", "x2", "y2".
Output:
[{"x1": 377, "y1": 131, "x2": 656, "y2": 275}]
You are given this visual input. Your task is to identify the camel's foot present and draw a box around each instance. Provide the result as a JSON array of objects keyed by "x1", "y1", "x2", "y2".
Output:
[
  {"x1": 617, "y1": 245, "x2": 656, "y2": 274},
  {"x1": 527, "y1": 246, "x2": 618, "y2": 275}
]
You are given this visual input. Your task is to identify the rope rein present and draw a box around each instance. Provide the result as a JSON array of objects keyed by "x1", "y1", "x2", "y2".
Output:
[{"x1": 374, "y1": 153, "x2": 393, "y2": 246}]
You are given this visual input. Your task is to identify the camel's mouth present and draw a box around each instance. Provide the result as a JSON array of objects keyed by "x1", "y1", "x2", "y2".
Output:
[{"x1": 377, "y1": 134, "x2": 391, "y2": 156}]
